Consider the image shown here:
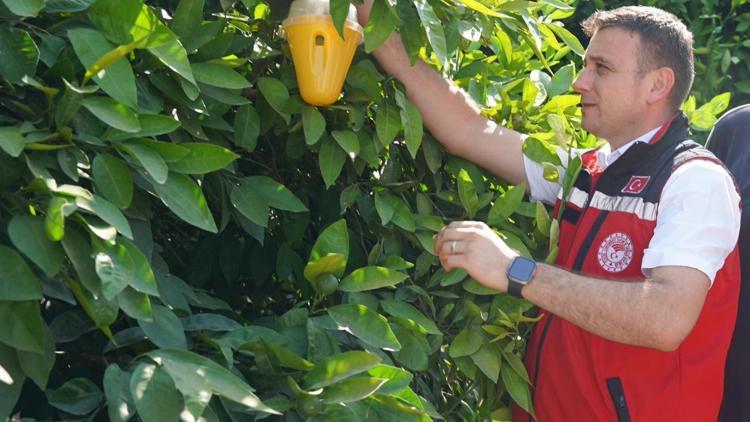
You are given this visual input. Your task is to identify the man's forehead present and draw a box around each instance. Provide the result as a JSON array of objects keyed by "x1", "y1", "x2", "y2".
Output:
[{"x1": 584, "y1": 28, "x2": 640, "y2": 62}]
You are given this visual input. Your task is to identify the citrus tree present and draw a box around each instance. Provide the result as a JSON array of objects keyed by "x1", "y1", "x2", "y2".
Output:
[{"x1": 0, "y1": 0, "x2": 726, "y2": 420}]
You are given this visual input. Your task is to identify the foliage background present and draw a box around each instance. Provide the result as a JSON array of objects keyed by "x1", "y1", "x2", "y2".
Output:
[{"x1": 0, "y1": 0, "x2": 738, "y2": 421}]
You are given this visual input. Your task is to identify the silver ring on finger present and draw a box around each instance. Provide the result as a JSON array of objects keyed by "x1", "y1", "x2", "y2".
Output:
[{"x1": 450, "y1": 240, "x2": 456, "y2": 254}]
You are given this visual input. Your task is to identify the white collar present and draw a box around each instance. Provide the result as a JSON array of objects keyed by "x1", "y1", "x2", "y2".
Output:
[{"x1": 597, "y1": 126, "x2": 663, "y2": 169}]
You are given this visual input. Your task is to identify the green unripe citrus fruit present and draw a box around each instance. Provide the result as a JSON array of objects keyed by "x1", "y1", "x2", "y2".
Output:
[{"x1": 315, "y1": 273, "x2": 339, "y2": 296}]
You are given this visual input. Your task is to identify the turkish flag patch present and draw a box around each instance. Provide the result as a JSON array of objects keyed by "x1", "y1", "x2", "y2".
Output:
[{"x1": 621, "y1": 176, "x2": 651, "y2": 194}]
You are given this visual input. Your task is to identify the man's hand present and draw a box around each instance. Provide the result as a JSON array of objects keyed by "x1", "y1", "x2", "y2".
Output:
[{"x1": 434, "y1": 221, "x2": 519, "y2": 292}]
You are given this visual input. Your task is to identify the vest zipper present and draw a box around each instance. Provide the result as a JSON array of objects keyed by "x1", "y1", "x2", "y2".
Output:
[
  {"x1": 528, "y1": 177, "x2": 611, "y2": 421},
  {"x1": 606, "y1": 377, "x2": 632, "y2": 422}
]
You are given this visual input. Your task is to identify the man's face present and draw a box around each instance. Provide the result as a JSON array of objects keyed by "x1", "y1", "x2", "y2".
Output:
[{"x1": 573, "y1": 27, "x2": 652, "y2": 146}]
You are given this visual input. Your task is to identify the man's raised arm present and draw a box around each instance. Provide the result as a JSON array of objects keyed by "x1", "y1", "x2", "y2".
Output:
[{"x1": 355, "y1": 0, "x2": 527, "y2": 186}]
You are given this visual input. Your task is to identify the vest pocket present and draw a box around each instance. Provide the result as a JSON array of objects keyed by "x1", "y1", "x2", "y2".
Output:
[{"x1": 606, "y1": 377, "x2": 632, "y2": 422}]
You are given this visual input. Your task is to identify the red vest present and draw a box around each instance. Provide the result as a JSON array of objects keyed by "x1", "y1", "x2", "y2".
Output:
[{"x1": 514, "y1": 116, "x2": 741, "y2": 422}]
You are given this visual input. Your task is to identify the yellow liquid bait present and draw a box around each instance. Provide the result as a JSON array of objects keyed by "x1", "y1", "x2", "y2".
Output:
[{"x1": 284, "y1": 16, "x2": 362, "y2": 106}]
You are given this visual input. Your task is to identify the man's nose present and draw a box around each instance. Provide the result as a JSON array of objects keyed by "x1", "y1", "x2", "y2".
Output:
[{"x1": 572, "y1": 69, "x2": 593, "y2": 93}]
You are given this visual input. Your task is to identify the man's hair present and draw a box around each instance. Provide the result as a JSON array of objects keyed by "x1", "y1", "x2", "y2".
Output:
[{"x1": 581, "y1": 6, "x2": 694, "y2": 111}]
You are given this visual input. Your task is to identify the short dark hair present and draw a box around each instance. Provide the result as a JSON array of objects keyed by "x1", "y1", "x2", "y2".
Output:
[{"x1": 581, "y1": 6, "x2": 694, "y2": 111}]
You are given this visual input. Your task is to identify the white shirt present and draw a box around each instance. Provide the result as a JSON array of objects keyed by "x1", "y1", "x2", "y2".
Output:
[{"x1": 523, "y1": 128, "x2": 741, "y2": 284}]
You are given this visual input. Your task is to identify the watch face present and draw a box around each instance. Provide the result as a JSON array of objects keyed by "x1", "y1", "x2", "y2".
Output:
[{"x1": 510, "y1": 257, "x2": 536, "y2": 281}]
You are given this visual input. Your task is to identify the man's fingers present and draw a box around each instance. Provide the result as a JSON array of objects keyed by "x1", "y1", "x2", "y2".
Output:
[{"x1": 439, "y1": 253, "x2": 466, "y2": 273}]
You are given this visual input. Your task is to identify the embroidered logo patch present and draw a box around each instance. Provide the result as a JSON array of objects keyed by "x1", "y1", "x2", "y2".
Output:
[
  {"x1": 621, "y1": 176, "x2": 651, "y2": 194},
  {"x1": 597, "y1": 232, "x2": 634, "y2": 273}
]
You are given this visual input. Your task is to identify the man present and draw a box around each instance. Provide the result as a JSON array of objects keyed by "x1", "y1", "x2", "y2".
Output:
[
  {"x1": 355, "y1": 4, "x2": 741, "y2": 421},
  {"x1": 705, "y1": 105, "x2": 750, "y2": 421}
]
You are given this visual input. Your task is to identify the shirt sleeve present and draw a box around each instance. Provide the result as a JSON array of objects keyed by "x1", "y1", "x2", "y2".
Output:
[
  {"x1": 642, "y1": 160, "x2": 741, "y2": 285},
  {"x1": 522, "y1": 140, "x2": 581, "y2": 205}
]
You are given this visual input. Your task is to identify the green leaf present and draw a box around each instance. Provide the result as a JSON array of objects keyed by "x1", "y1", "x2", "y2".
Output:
[
  {"x1": 488, "y1": 183, "x2": 526, "y2": 225},
  {"x1": 501, "y1": 363, "x2": 534, "y2": 416},
  {"x1": 261, "y1": 340, "x2": 314, "y2": 371},
  {"x1": 67, "y1": 28, "x2": 138, "y2": 109},
  {"x1": 0, "y1": 126, "x2": 25, "y2": 157},
  {"x1": 230, "y1": 182, "x2": 269, "y2": 228},
  {"x1": 75, "y1": 194, "x2": 134, "y2": 239},
  {"x1": 367, "y1": 364, "x2": 412, "y2": 394},
  {"x1": 546, "y1": 23, "x2": 584, "y2": 56},
  {"x1": 151, "y1": 172, "x2": 218, "y2": 233},
  {"x1": 103, "y1": 364, "x2": 136, "y2": 422},
  {"x1": 2, "y1": 0, "x2": 44, "y2": 16},
  {"x1": 457, "y1": 169, "x2": 479, "y2": 218},
  {"x1": 0, "y1": 343, "x2": 25, "y2": 421},
  {"x1": 500, "y1": 349, "x2": 531, "y2": 384},
  {"x1": 522, "y1": 136, "x2": 561, "y2": 166},
  {"x1": 241, "y1": 176, "x2": 307, "y2": 211},
  {"x1": 0, "y1": 301, "x2": 45, "y2": 353},
  {"x1": 168, "y1": 143, "x2": 239, "y2": 174},
  {"x1": 119, "y1": 140, "x2": 169, "y2": 184},
  {"x1": 182, "y1": 313, "x2": 242, "y2": 332},
  {"x1": 151, "y1": 41, "x2": 197, "y2": 95},
  {"x1": 705, "y1": 92, "x2": 732, "y2": 116},
  {"x1": 171, "y1": 0, "x2": 204, "y2": 38},
  {"x1": 303, "y1": 351, "x2": 382, "y2": 390},
  {"x1": 47, "y1": 378, "x2": 104, "y2": 416},
  {"x1": 328, "y1": 304, "x2": 401, "y2": 351},
  {"x1": 94, "y1": 236, "x2": 159, "y2": 299},
  {"x1": 380, "y1": 300, "x2": 440, "y2": 335},
  {"x1": 329, "y1": 0, "x2": 349, "y2": 39},
  {"x1": 64, "y1": 275, "x2": 120, "y2": 328},
  {"x1": 340, "y1": 266, "x2": 408, "y2": 292},
  {"x1": 471, "y1": 343, "x2": 501, "y2": 383},
  {"x1": 414, "y1": 0, "x2": 447, "y2": 67},
  {"x1": 397, "y1": 0, "x2": 424, "y2": 65},
  {"x1": 364, "y1": 0, "x2": 399, "y2": 53},
  {"x1": 234, "y1": 104, "x2": 260, "y2": 150},
  {"x1": 548, "y1": 63, "x2": 575, "y2": 97},
  {"x1": 0, "y1": 245, "x2": 43, "y2": 301},
  {"x1": 192, "y1": 62, "x2": 250, "y2": 89},
  {"x1": 82, "y1": 97, "x2": 141, "y2": 133},
  {"x1": 17, "y1": 324, "x2": 55, "y2": 389},
  {"x1": 392, "y1": 324, "x2": 430, "y2": 371},
  {"x1": 449, "y1": 324, "x2": 484, "y2": 358},
  {"x1": 376, "y1": 100, "x2": 401, "y2": 146},
  {"x1": 303, "y1": 253, "x2": 346, "y2": 284},
  {"x1": 332, "y1": 130, "x2": 360, "y2": 160},
  {"x1": 117, "y1": 287, "x2": 153, "y2": 321},
  {"x1": 104, "y1": 114, "x2": 181, "y2": 141},
  {"x1": 0, "y1": 27, "x2": 39, "y2": 84},
  {"x1": 8, "y1": 215, "x2": 65, "y2": 278},
  {"x1": 535, "y1": 201, "x2": 551, "y2": 236},
  {"x1": 93, "y1": 154, "x2": 134, "y2": 209},
  {"x1": 322, "y1": 377, "x2": 387, "y2": 404},
  {"x1": 46, "y1": 197, "x2": 74, "y2": 242},
  {"x1": 302, "y1": 106, "x2": 326, "y2": 145},
  {"x1": 395, "y1": 91, "x2": 423, "y2": 158},
  {"x1": 130, "y1": 363, "x2": 182, "y2": 422},
  {"x1": 149, "y1": 349, "x2": 279, "y2": 417},
  {"x1": 319, "y1": 136, "x2": 346, "y2": 188},
  {"x1": 138, "y1": 305, "x2": 187, "y2": 349},
  {"x1": 257, "y1": 77, "x2": 290, "y2": 123}
]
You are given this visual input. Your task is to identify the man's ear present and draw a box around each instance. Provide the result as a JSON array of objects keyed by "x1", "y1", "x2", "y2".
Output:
[{"x1": 646, "y1": 67, "x2": 676, "y2": 105}]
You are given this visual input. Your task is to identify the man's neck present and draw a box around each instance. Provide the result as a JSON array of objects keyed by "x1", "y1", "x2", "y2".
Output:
[{"x1": 606, "y1": 108, "x2": 676, "y2": 149}]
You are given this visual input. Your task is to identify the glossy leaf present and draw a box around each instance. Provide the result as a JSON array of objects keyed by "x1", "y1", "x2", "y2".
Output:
[
  {"x1": 47, "y1": 377, "x2": 103, "y2": 415},
  {"x1": 8, "y1": 215, "x2": 65, "y2": 278},
  {"x1": 340, "y1": 266, "x2": 408, "y2": 292},
  {"x1": 234, "y1": 104, "x2": 260, "y2": 150},
  {"x1": 151, "y1": 172, "x2": 218, "y2": 233},
  {"x1": 192, "y1": 62, "x2": 251, "y2": 89},
  {"x1": 168, "y1": 143, "x2": 239, "y2": 174},
  {"x1": 130, "y1": 363, "x2": 182, "y2": 422},
  {"x1": 328, "y1": 304, "x2": 401, "y2": 351},
  {"x1": 303, "y1": 351, "x2": 382, "y2": 390},
  {"x1": 322, "y1": 377, "x2": 387, "y2": 404},
  {"x1": 138, "y1": 305, "x2": 187, "y2": 349},
  {"x1": 0, "y1": 27, "x2": 39, "y2": 84},
  {"x1": 103, "y1": 364, "x2": 136, "y2": 422},
  {"x1": 93, "y1": 154, "x2": 134, "y2": 209},
  {"x1": 0, "y1": 126, "x2": 26, "y2": 157},
  {"x1": 82, "y1": 97, "x2": 140, "y2": 133},
  {"x1": 0, "y1": 245, "x2": 43, "y2": 301}
]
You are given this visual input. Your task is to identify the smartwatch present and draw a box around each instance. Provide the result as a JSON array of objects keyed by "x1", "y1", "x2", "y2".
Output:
[{"x1": 506, "y1": 256, "x2": 537, "y2": 298}]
